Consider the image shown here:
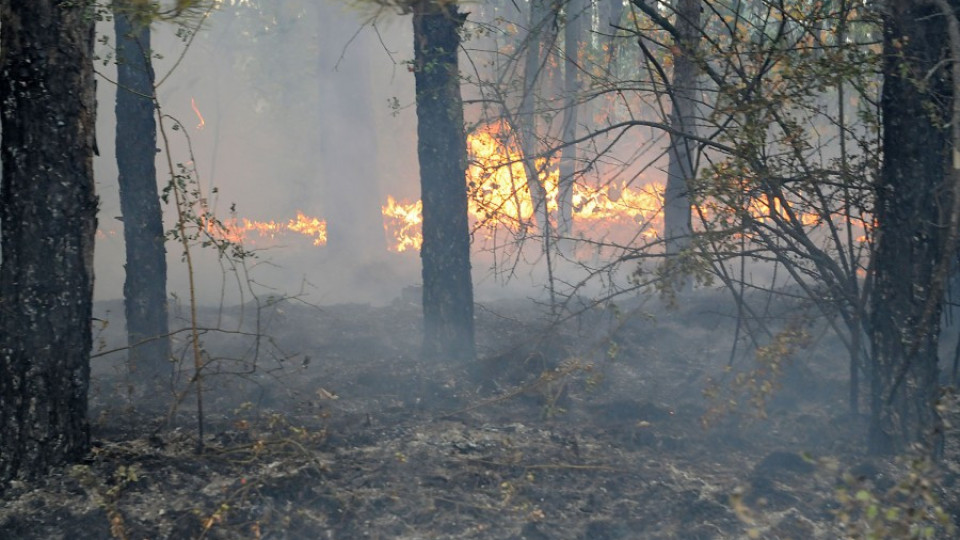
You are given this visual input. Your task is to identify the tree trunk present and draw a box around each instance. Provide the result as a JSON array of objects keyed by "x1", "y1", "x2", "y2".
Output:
[
  {"x1": 663, "y1": 0, "x2": 700, "y2": 283},
  {"x1": 0, "y1": 0, "x2": 97, "y2": 483},
  {"x1": 599, "y1": 0, "x2": 625, "y2": 31},
  {"x1": 558, "y1": 0, "x2": 584, "y2": 234},
  {"x1": 599, "y1": 0, "x2": 625, "y2": 70},
  {"x1": 413, "y1": 2, "x2": 476, "y2": 361},
  {"x1": 518, "y1": 0, "x2": 551, "y2": 233},
  {"x1": 869, "y1": 0, "x2": 952, "y2": 455},
  {"x1": 115, "y1": 5, "x2": 172, "y2": 393}
]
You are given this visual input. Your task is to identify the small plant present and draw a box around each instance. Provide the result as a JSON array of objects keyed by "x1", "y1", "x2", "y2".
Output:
[
  {"x1": 702, "y1": 317, "x2": 812, "y2": 426},
  {"x1": 70, "y1": 463, "x2": 143, "y2": 540},
  {"x1": 834, "y1": 455, "x2": 955, "y2": 539}
]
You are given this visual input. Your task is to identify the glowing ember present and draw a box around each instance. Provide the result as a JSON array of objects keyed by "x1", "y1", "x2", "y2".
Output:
[{"x1": 191, "y1": 97, "x2": 205, "y2": 131}]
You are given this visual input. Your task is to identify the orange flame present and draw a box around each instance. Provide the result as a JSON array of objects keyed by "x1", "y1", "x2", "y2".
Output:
[
  {"x1": 382, "y1": 123, "x2": 666, "y2": 252},
  {"x1": 381, "y1": 123, "x2": 864, "y2": 254},
  {"x1": 569, "y1": 181, "x2": 664, "y2": 236},
  {"x1": 286, "y1": 211, "x2": 328, "y2": 246},
  {"x1": 382, "y1": 196, "x2": 423, "y2": 252},
  {"x1": 466, "y1": 124, "x2": 549, "y2": 227},
  {"x1": 191, "y1": 97, "x2": 205, "y2": 131},
  {"x1": 207, "y1": 211, "x2": 327, "y2": 247}
]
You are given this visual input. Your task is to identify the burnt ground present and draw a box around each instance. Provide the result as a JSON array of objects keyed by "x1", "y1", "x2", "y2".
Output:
[{"x1": 2, "y1": 290, "x2": 959, "y2": 539}]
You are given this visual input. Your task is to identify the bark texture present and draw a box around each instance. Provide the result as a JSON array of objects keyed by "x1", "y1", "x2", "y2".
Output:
[
  {"x1": 869, "y1": 0, "x2": 953, "y2": 454},
  {"x1": 663, "y1": 0, "x2": 700, "y2": 264},
  {"x1": 557, "y1": 0, "x2": 584, "y2": 234},
  {"x1": 599, "y1": 0, "x2": 626, "y2": 72},
  {"x1": 518, "y1": 0, "x2": 550, "y2": 233},
  {"x1": 115, "y1": 6, "x2": 172, "y2": 391},
  {"x1": 0, "y1": 0, "x2": 97, "y2": 483},
  {"x1": 413, "y1": 2, "x2": 476, "y2": 361}
]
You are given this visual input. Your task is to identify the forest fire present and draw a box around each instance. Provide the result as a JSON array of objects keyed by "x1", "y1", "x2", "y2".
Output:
[
  {"x1": 381, "y1": 123, "x2": 667, "y2": 252},
  {"x1": 162, "y1": 119, "x2": 836, "y2": 256},
  {"x1": 382, "y1": 196, "x2": 423, "y2": 253},
  {"x1": 207, "y1": 211, "x2": 327, "y2": 247}
]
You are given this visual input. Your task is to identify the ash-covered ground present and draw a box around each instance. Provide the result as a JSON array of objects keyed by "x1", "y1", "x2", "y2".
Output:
[{"x1": 1, "y1": 290, "x2": 958, "y2": 539}]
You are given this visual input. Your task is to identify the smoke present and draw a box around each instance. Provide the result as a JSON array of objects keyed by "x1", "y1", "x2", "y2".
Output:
[
  {"x1": 92, "y1": 3, "x2": 693, "y2": 308},
  {"x1": 94, "y1": 4, "x2": 422, "y2": 305}
]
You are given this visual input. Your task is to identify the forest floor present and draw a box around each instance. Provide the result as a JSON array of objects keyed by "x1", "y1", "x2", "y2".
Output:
[{"x1": 1, "y1": 289, "x2": 959, "y2": 539}]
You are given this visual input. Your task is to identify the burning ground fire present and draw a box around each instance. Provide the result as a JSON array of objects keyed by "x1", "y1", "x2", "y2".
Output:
[
  {"x1": 207, "y1": 211, "x2": 328, "y2": 247},
  {"x1": 381, "y1": 124, "x2": 850, "y2": 253},
  {"x1": 138, "y1": 101, "x2": 849, "y2": 255},
  {"x1": 97, "y1": 212, "x2": 327, "y2": 249},
  {"x1": 382, "y1": 123, "x2": 667, "y2": 252},
  {"x1": 382, "y1": 196, "x2": 423, "y2": 252}
]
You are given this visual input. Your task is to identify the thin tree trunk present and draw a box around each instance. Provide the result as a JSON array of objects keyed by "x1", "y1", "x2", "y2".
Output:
[
  {"x1": 115, "y1": 5, "x2": 173, "y2": 394},
  {"x1": 663, "y1": 0, "x2": 700, "y2": 286},
  {"x1": 558, "y1": 0, "x2": 584, "y2": 234},
  {"x1": 599, "y1": 0, "x2": 625, "y2": 70},
  {"x1": 413, "y1": 1, "x2": 476, "y2": 362},
  {"x1": 518, "y1": 0, "x2": 551, "y2": 234},
  {"x1": 599, "y1": 0, "x2": 625, "y2": 33},
  {"x1": 0, "y1": 0, "x2": 97, "y2": 483},
  {"x1": 869, "y1": 0, "x2": 952, "y2": 455}
]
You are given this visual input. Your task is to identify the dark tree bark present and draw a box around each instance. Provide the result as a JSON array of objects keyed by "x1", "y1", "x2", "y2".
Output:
[
  {"x1": 413, "y1": 1, "x2": 476, "y2": 361},
  {"x1": 557, "y1": 0, "x2": 584, "y2": 234},
  {"x1": 869, "y1": 0, "x2": 953, "y2": 455},
  {"x1": 663, "y1": 0, "x2": 700, "y2": 279},
  {"x1": 115, "y1": 5, "x2": 172, "y2": 392},
  {"x1": 0, "y1": 0, "x2": 97, "y2": 483}
]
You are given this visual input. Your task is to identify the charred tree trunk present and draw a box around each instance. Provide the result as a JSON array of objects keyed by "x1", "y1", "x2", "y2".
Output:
[
  {"x1": 869, "y1": 0, "x2": 953, "y2": 455},
  {"x1": 115, "y1": 6, "x2": 172, "y2": 393},
  {"x1": 557, "y1": 0, "x2": 584, "y2": 234},
  {"x1": 0, "y1": 0, "x2": 97, "y2": 483},
  {"x1": 663, "y1": 0, "x2": 700, "y2": 287},
  {"x1": 413, "y1": 2, "x2": 476, "y2": 361}
]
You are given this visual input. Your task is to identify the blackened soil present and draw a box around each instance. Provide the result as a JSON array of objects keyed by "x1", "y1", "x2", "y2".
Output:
[{"x1": 2, "y1": 291, "x2": 959, "y2": 539}]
